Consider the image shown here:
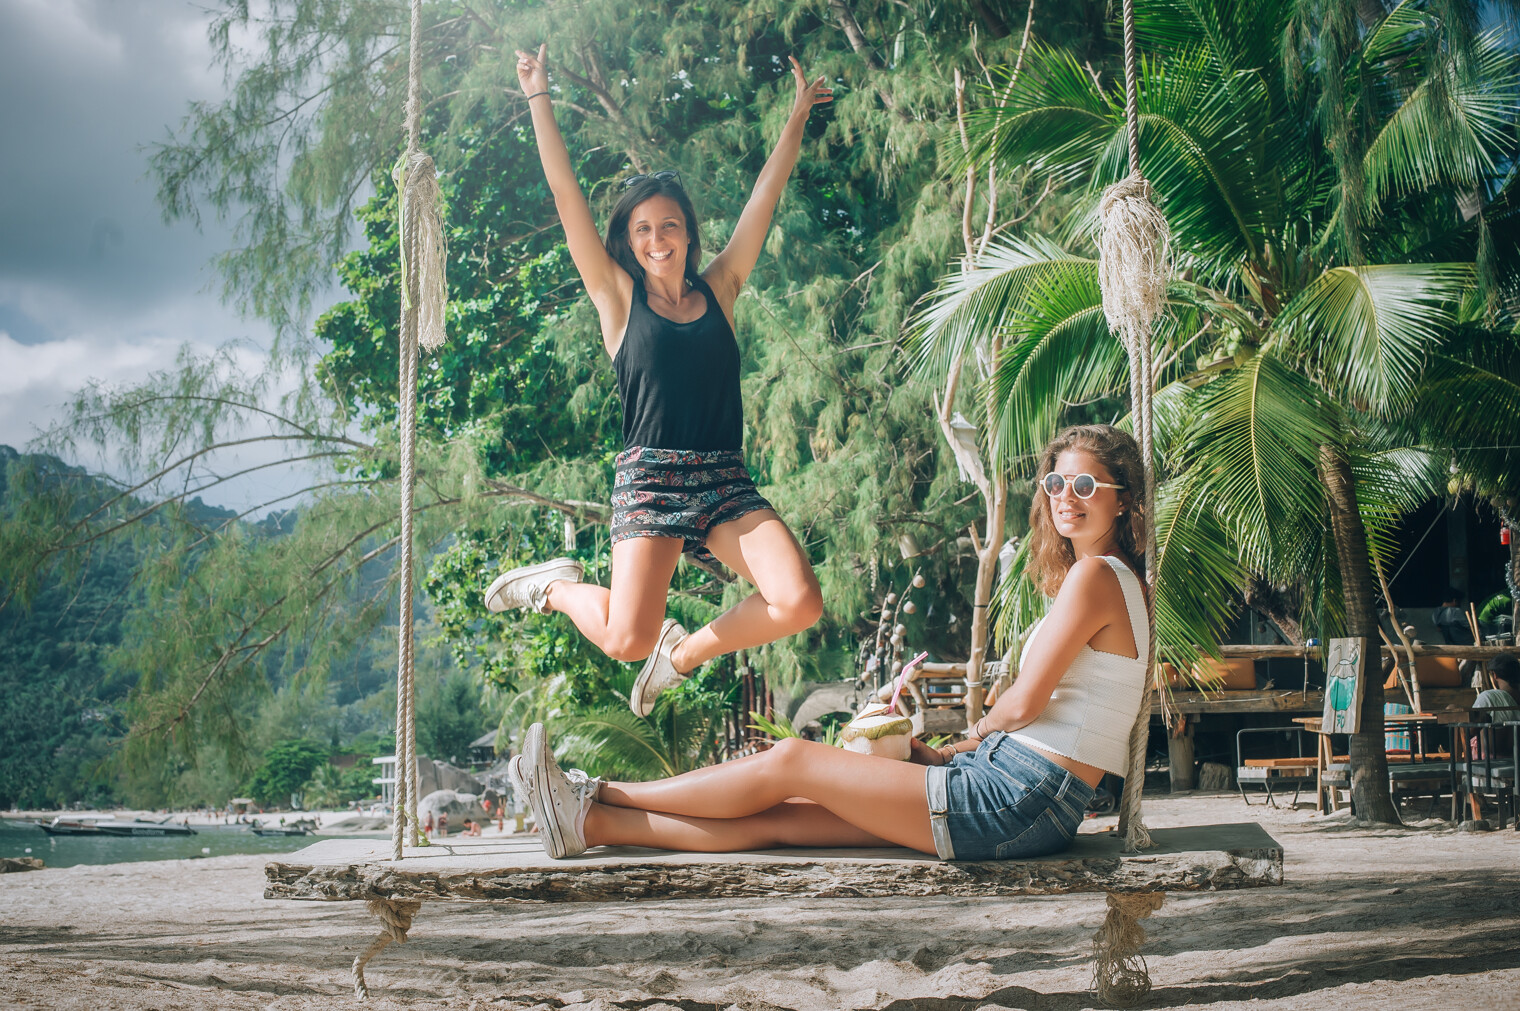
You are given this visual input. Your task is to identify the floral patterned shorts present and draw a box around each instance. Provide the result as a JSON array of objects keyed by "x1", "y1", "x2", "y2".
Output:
[{"x1": 610, "y1": 446, "x2": 774, "y2": 564}]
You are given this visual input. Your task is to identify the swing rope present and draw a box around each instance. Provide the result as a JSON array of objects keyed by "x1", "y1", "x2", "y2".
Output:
[
  {"x1": 1098, "y1": 0, "x2": 1169, "y2": 856},
  {"x1": 391, "y1": 0, "x2": 449, "y2": 862}
]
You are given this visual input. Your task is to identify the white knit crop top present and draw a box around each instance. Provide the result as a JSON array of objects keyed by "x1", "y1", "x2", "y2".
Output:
[{"x1": 1008, "y1": 554, "x2": 1150, "y2": 777}]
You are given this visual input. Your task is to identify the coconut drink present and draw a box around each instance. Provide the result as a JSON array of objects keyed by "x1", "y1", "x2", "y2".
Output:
[{"x1": 840, "y1": 703, "x2": 915, "y2": 760}]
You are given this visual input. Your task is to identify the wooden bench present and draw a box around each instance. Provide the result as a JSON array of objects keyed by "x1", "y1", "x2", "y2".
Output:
[
  {"x1": 1236, "y1": 726, "x2": 1319, "y2": 807},
  {"x1": 266, "y1": 823, "x2": 1283, "y2": 1005}
]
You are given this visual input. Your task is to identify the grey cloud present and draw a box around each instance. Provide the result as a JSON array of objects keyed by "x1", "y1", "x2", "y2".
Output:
[
  {"x1": 0, "y1": 1, "x2": 348, "y2": 511},
  {"x1": 0, "y1": 0, "x2": 266, "y2": 326}
]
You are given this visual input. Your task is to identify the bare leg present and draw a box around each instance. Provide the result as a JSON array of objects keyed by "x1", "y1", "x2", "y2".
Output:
[
  {"x1": 597, "y1": 738, "x2": 937, "y2": 853},
  {"x1": 543, "y1": 537, "x2": 682, "y2": 662},
  {"x1": 584, "y1": 798, "x2": 897, "y2": 852},
  {"x1": 671, "y1": 510, "x2": 823, "y2": 673}
]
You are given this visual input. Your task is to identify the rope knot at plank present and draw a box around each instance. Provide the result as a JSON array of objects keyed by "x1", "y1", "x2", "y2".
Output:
[
  {"x1": 352, "y1": 898, "x2": 423, "y2": 1000},
  {"x1": 1092, "y1": 890, "x2": 1165, "y2": 1007}
]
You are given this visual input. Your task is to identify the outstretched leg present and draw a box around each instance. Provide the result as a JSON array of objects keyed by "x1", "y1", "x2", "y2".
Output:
[
  {"x1": 585, "y1": 798, "x2": 893, "y2": 852},
  {"x1": 670, "y1": 510, "x2": 822, "y2": 674},
  {"x1": 598, "y1": 737, "x2": 936, "y2": 854},
  {"x1": 543, "y1": 536, "x2": 683, "y2": 662}
]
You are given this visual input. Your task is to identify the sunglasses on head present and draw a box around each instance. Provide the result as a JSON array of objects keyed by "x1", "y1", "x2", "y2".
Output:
[
  {"x1": 1040, "y1": 472, "x2": 1125, "y2": 499},
  {"x1": 621, "y1": 169, "x2": 682, "y2": 190}
]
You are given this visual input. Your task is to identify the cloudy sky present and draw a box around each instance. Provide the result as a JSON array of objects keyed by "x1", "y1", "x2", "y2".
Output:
[{"x1": 0, "y1": 0, "x2": 333, "y2": 511}]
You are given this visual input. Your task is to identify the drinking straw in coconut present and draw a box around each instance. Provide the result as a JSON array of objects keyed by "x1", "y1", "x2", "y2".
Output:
[{"x1": 888, "y1": 652, "x2": 930, "y2": 715}]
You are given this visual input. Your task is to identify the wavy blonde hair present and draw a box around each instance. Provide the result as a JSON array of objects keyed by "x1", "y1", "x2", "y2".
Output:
[{"x1": 1026, "y1": 424, "x2": 1146, "y2": 597}]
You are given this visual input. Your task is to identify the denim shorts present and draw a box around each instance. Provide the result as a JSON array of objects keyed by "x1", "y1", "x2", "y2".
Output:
[{"x1": 924, "y1": 732, "x2": 1095, "y2": 860}]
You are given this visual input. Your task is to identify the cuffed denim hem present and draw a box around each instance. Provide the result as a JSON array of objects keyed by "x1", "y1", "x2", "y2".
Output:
[{"x1": 925, "y1": 764, "x2": 956, "y2": 860}]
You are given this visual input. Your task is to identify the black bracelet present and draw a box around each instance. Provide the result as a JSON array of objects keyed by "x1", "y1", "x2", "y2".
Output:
[{"x1": 525, "y1": 90, "x2": 550, "y2": 102}]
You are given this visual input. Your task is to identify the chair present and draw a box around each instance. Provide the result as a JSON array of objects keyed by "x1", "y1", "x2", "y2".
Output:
[
  {"x1": 1236, "y1": 726, "x2": 1318, "y2": 807},
  {"x1": 1449, "y1": 720, "x2": 1518, "y2": 828}
]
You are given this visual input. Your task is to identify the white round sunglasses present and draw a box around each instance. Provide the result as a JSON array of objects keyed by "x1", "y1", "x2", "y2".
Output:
[{"x1": 1040, "y1": 472, "x2": 1125, "y2": 499}]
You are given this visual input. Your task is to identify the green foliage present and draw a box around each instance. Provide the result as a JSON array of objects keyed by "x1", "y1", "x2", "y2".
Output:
[
  {"x1": 548, "y1": 665, "x2": 732, "y2": 781},
  {"x1": 300, "y1": 761, "x2": 379, "y2": 809},
  {"x1": 924, "y1": 0, "x2": 1520, "y2": 662},
  {"x1": 31, "y1": 0, "x2": 1517, "y2": 808},
  {"x1": 246, "y1": 739, "x2": 329, "y2": 805},
  {"x1": 416, "y1": 670, "x2": 487, "y2": 766},
  {"x1": 747, "y1": 709, "x2": 801, "y2": 740}
]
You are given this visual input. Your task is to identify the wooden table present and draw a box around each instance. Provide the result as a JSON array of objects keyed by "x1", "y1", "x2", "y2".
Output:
[
  {"x1": 1383, "y1": 711, "x2": 1439, "y2": 760},
  {"x1": 1292, "y1": 717, "x2": 1337, "y2": 812},
  {"x1": 1294, "y1": 715, "x2": 1460, "y2": 815}
]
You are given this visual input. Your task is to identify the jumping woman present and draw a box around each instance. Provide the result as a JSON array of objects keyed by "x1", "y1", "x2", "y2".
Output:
[
  {"x1": 511, "y1": 425, "x2": 1152, "y2": 862},
  {"x1": 486, "y1": 46, "x2": 832, "y2": 715}
]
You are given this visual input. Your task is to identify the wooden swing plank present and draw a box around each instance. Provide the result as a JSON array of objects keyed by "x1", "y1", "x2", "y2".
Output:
[{"x1": 265, "y1": 823, "x2": 1282, "y2": 904}]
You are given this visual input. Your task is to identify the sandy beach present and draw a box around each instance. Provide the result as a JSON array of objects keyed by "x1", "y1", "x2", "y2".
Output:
[{"x1": 2, "y1": 793, "x2": 1517, "y2": 1011}]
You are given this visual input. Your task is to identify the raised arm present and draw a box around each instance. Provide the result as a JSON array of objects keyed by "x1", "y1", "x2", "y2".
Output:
[
  {"x1": 704, "y1": 57, "x2": 832, "y2": 307},
  {"x1": 516, "y1": 45, "x2": 629, "y2": 325}
]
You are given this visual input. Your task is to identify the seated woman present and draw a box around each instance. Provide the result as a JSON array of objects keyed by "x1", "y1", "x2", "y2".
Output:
[{"x1": 510, "y1": 424, "x2": 1151, "y2": 861}]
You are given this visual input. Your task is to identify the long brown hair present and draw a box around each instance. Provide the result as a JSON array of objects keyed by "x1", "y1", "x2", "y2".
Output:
[{"x1": 1026, "y1": 424, "x2": 1146, "y2": 597}]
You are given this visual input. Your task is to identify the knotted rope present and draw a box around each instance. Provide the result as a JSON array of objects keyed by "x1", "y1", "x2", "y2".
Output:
[
  {"x1": 1092, "y1": 890, "x2": 1165, "y2": 1006},
  {"x1": 352, "y1": 898, "x2": 423, "y2": 1000},
  {"x1": 391, "y1": 0, "x2": 448, "y2": 861},
  {"x1": 1099, "y1": 0, "x2": 1168, "y2": 854}
]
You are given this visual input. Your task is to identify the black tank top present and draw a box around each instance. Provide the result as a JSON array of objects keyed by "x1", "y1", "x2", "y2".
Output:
[{"x1": 612, "y1": 275, "x2": 744, "y2": 451}]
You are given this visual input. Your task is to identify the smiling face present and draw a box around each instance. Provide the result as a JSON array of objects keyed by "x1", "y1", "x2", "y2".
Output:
[
  {"x1": 627, "y1": 195, "x2": 690, "y2": 282},
  {"x1": 1045, "y1": 449, "x2": 1127, "y2": 551}
]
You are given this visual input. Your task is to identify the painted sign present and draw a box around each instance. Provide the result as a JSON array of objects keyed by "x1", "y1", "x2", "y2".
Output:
[{"x1": 1321, "y1": 637, "x2": 1368, "y2": 734}]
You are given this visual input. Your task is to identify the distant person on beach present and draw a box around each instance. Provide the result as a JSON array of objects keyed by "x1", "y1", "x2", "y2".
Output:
[
  {"x1": 485, "y1": 44, "x2": 831, "y2": 718},
  {"x1": 511, "y1": 425, "x2": 1151, "y2": 861},
  {"x1": 1433, "y1": 590, "x2": 1474, "y2": 645},
  {"x1": 437, "y1": 811, "x2": 449, "y2": 839},
  {"x1": 1468, "y1": 655, "x2": 1520, "y2": 760},
  {"x1": 1476, "y1": 655, "x2": 1520, "y2": 723},
  {"x1": 423, "y1": 811, "x2": 434, "y2": 838}
]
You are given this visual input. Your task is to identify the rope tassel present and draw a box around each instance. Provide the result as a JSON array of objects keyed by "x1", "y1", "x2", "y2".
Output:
[
  {"x1": 394, "y1": 149, "x2": 449, "y2": 352},
  {"x1": 1092, "y1": 891, "x2": 1165, "y2": 1007},
  {"x1": 1098, "y1": 175, "x2": 1170, "y2": 350}
]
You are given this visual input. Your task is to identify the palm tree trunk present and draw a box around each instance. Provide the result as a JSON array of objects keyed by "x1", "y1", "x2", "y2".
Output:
[{"x1": 1318, "y1": 443, "x2": 1400, "y2": 824}]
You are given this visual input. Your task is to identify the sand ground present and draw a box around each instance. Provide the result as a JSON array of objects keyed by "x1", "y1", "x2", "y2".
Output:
[{"x1": 2, "y1": 793, "x2": 1517, "y2": 1011}]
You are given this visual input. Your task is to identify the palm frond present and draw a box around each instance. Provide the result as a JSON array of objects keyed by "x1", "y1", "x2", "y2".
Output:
[
  {"x1": 1137, "y1": 0, "x2": 1295, "y2": 93},
  {"x1": 1271, "y1": 263, "x2": 1473, "y2": 410},
  {"x1": 1152, "y1": 474, "x2": 1245, "y2": 672},
  {"x1": 990, "y1": 534, "x2": 1049, "y2": 656},
  {"x1": 1175, "y1": 353, "x2": 1336, "y2": 579},
  {"x1": 986, "y1": 256, "x2": 1129, "y2": 460},
  {"x1": 1363, "y1": 26, "x2": 1520, "y2": 210},
  {"x1": 906, "y1": 235, "x2": 1086, "y2": 380},
  {"x1": 964, "y1": 43, "x2": 1279, "y2": 282},
  {"x1": 551, "y1": 706, "x2": 680, "y2": 781},
  {"x1": 1406, "y1": 324, "x2": 1520, "y2": 489},
  {"x1": 1350, "y1": 440, "x2": 1446, "y2": 568}
]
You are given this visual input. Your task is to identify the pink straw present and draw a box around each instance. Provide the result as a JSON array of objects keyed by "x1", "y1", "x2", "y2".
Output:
[{"x1": 887, "y1": 651, "x2": 930, "y2": 715}]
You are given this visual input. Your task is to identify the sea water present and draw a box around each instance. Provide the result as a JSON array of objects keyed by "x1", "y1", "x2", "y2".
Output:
[{"x1": 0, "y1": 817, "x2": 339, "y2": 868}]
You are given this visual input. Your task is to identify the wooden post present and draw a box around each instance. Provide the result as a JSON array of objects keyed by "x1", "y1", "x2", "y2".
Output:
[{"x1": 1167, "y1": 716, "x2": 1195, "y2": 792}]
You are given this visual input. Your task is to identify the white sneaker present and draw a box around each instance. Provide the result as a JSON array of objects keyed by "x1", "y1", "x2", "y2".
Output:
[
  {"x1": 629, "y1": 618, "x2": 690, "y2": 717},
  {"x1": 515, "y1": 722, "x2": 602, "y2": 858},
  {"x1": 484, "y1": 558, "x2": 583, "y2": 614}
]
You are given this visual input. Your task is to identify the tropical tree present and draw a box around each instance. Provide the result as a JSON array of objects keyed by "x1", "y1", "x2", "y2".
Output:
[
  {"x1": 3, "y1": 0, "x2": 1137, "y2": 798},
  {"x1": 913, "y1": 0, "x2": 1520, "y2": 822}
]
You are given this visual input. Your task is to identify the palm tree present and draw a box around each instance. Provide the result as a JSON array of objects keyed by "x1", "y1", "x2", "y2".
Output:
[
  {"x1": 912, "y1": 0, "x2": 1519, "y2": 822},
  {"x1": 500, "y1": 668, "x2": 729, "y2": 781}
]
